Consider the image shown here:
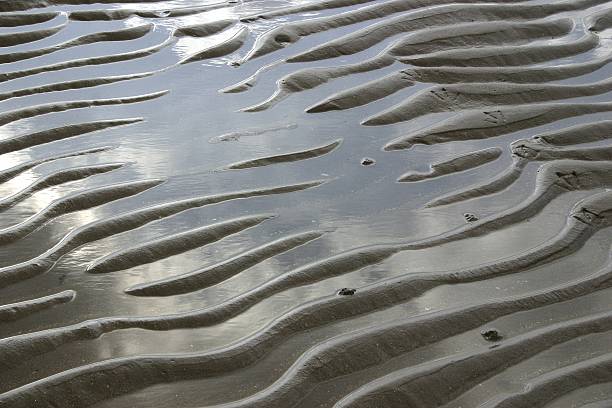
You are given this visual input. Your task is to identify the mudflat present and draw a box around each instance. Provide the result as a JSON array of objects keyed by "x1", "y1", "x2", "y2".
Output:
[{"x1": 0, "y1": 0, "x2": 611, "y2": 407}]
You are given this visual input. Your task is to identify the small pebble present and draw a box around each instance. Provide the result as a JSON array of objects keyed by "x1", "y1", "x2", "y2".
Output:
[
  {"x1": 464, "y1": 213, "x2": 479, "y2": 223},
  {"x1": 338, "y1": 288, "x2": 357, "y2": 296},
  {"x1": 481, "y1": 328, "x2": 503, "y2": 342},
  {"x1": 361, "y1": 158, "x2": 375, "y2": 166}
]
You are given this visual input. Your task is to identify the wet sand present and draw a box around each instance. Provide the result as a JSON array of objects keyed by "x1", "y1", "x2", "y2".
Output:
[{"x1": 0, "y1": 0, "x2": 611, "y2": 407}]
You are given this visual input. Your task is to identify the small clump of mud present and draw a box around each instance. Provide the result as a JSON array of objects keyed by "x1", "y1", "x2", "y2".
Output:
[{"x1": 481, "y1": 328, "x2": 503, "y2": 342}]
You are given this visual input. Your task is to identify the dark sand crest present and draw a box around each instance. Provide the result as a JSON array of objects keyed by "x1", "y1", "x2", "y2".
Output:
[
  {"x1": 0, "y1": 12, "x2": 58, "y2": 27},
  {"x1": 175, "y1": 20, "x2": 235, "y2": 38},
  {"x1": 85, "y1": 214, "x2": 275, "y2": 274},
  {"x1": 533, "y1": 120, "x2": 612, "y2": 146},
  {"x1": 225, "y1": 139, "x2": 341, "y2": 168},
  {"x1": 240, "y1": 56, "x2": 394, "y2": 111},
  {"x1": 0, "y1": 146, "x2": 114, "y2": 184},
  {"x1": 381, "y1": 103, "x2": 612, "y2": 150},
  {"x1": 427, "y1": 138, "x2": 612, "y2": 207},
  {"x1": 0, "y1": 37, "x2": 175, "y2": 84},
  {"x1": 365, "y1": 76, "x2": 612, "y2": 126},
  {"x1": 0, "y1": 23, "x2": 65, "y2": 47},
  {"x1": 0, "y1": 118, "x2": 142, "y2": 155},
  {"x1": 0, "y1": 72, "x2": 155, "y2": 102},
  {"x1": 0, "y1": 23, "x2": 153, "y2": 64},
  {"x1": 397, "y1": 147, "x2": 502, "y2": 182},
  {"x1": 0, "y1": 290, "x2": 76, "y2": 324},
  {"x1": 399, "y1": 32, "x2": 599, "y2": 68},
  {"x1": 240, "y1": 0, "x2": 376, "y2": 22},
  {"x1": 125, "y1": 230, "x2": 325, "y2": 296},
  {"x1": 0, "y1": 90, "x2": 167, "y2": 128},
  {"x1": 0, "y1": 163, "x2": 124, "y2": 212},
  {"x1": 69, "y1": 4, "x2": 227, "y2": 21},
  {"x1": 0, "y1": 178, "x2": 164, "y2": 246},
  {"x1": 181, "y1": 27, "x2": 248, "y2": 64},
  {"x1": 306, "y1": 54, "x2": 612, "y2": 114}
]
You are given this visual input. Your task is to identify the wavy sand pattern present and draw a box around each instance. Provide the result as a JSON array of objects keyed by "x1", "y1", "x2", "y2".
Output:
[{"x1": 0, "y1": 0, "x2": 611, "y2": 407}]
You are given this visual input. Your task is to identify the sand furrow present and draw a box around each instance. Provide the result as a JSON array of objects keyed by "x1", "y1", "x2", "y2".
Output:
[
  {"x1": 335, "y1": 311, "x2": 612, "y2": 407},
  {"x1": 381, "y1": 103, "x2": 612, "y2": 150},
  {"x1": 397, "y1": 147, "x2": 502, "y2": 182},
  {"x1": 308, "y1": 56, "x2": 612, "y2": 114},
  {"x1": 238, "y1": 56, "x2": 394, "y2": 110},
  {"x1": 252, "y1": 44, "x2": 610, "y2": 113},
  {"x1": 175, "y1": 20, "x2": 235, "y2": 38},
  {"x1": 0, "y1": 180, "x2": 322, "y2": 288},
  {"x1": 581, "y1": 400, "x2": 612, "y2": 408},
  {"x1": 125, "y1": 231, "x2": 325, "y2": 296},
  {"x1": 226, "y1": 139, "x2": 341, "y2": 168},
  {"x1": 0, "y1": 290, "x2": 75, "y2": 324},
  {"x1": 490, "y1": 353, "x2": 612, "y2": 408},
  {"x1": 0, "y1": 1, "x2": 48, "y2": 12},
  {"x1": 0, "y1": 163, "x2": 124, "y2": 211},
  {"x1": 0, "y1": 118, "x2": 142, "y2": 155},
  {"x1": 284, "y1": 0, "x2": 604, "y2": 63},
  {"x1": 367, "y1": 77, "x2": 612, "y2": 125},
  {"x1": 426, "y1": 159, "x2": 527, "y2": 208},
  {"x1": 244, "y1": 0, "x2": 573, "y2": 61},
  {"x1": 0, "y1": 0, "x2": 206, "y2": 12},
  {"x1": 181, "y1": 27, "x2": 248, "y2": 64},
  {"x1": 221, "y1": 60, "x2": 287, "y2": 93},
  {"x1": 0, "y1": 72, "x2": 155, "y2": 101},
  {"x1": 385, "y1": 18, "x2": 575, "y2": 57},
  {"x1": 86, "y1": 214, "x2": 275, "y2": 274},
  {"x1": 295, "y1": 16, "x2": 574, "y2": 80},
  {"x1": 409, "y1": 160, "x2": 612, "y2": 245},
  {"x1": 1, "y1": 193, "x2": 609, "y2": 407},
  {"x1": 0, "y1": 24, "x2": 153, "y2": 64},
  {"x1": 0, "y1": 90, "x2": 167, "y2": 128},
  {"x1": 404, "y1": 54, "x2": 612, "y2": 84},
  {"x1": 401, "y1": 32, "x2": 599, "y2": 68},
  {"x1": 69, "y1": 4, "x2": 226, "y2": 21},
  {"x1": 0, "y1": 146, "x2": 113, "y2": 184},
  {"x1": 0, "y1": 178, "x2": 163, "y2": 246},
  {"x1": 240, "y1": 0, "x2": 376, "y2": 22},
  {"x1": 0, "y1": 12, "x2": 58, "y2": 27},
  {"x1": 307, "y1": 69, "x2": 414, "y2": 113},
  {"x1": 0, "y1": 37, "x2": 174, "y2": 84},
  {"x1": 533, "y1": 120, "x2": 612, "y2": 146},
  {"x1": 428, "y1": 141, "x2": 612, "y2": 207},
  {"x1": 0, "y1": 23, "x2": 64, "y2": 47}
]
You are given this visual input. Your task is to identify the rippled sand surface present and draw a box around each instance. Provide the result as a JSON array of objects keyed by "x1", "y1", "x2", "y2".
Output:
[{"x1": 0, "y1": 0, "x2": 612, "y2": 407}]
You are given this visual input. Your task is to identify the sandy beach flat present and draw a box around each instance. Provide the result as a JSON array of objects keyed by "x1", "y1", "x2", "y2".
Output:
[{"x1": 0, "y1": 0, "x2": 611, "y2": 407}]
